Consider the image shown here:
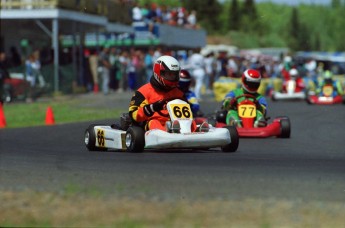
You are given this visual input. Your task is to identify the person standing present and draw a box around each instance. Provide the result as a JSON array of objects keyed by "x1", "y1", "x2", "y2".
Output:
[
  {"x1": 0, "y1": 51, "x2": 10, "y2": 104},
  {"x1": 144, "y1": 48, "x2": 154, "y2": 83},
  {"x1": 98, "y1": 45, "x2": 111, "y2": 95},
  {"x1": 88, "y1": 49, "x2": 99, "y2": 93},
  {"x1": 118, "y1": 50, "x2": 130, "y2": 93},
  {"x1": 185, "y1": 48, "x2": 206, "y2": 101}
]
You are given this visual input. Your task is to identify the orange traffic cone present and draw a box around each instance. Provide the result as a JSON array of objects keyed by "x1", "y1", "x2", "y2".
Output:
[
  {"x1": 45, "y1": 106, "x2": 55, "y2": 125},
  {"x1": 0, "y1": 103, "x2": 6, "y2": 128}
]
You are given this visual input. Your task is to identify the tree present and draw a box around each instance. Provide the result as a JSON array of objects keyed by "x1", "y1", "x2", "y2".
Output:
[
  {"x1": 287, "y1": 7, "x2": 300, "y2": 51},
  {"x1": 228, "y1": 0, "x2": 240, "y2": 31},
  {"x1": 240, "y1": 0, "x2": 261, "y2": 33},
  {"x1": 184, "y1": 0, "x2": 221, "y2": 33},
  {"x1": 331, "y1": 0, "x2": 341, "y2": 8}
]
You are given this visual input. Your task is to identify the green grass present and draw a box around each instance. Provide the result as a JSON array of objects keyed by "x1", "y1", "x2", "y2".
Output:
[{"x1": 1, "y1": 99, "x2": 124, "y2": 128}]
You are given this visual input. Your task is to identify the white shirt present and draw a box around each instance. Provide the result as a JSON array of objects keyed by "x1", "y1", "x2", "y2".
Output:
[{"x1": 187, "y1": 53, "x2": 205, "y2": 70}]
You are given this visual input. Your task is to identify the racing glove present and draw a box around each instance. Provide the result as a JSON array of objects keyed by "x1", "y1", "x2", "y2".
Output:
[
  {"x1": 143, "y1": 100, "x2": 166, "y2": 117},
  {"x1": 223, "y1": 98, "x2": 236, "y2": 111}
]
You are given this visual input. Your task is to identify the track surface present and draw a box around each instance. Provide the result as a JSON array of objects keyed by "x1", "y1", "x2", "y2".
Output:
[{"x1": 1, "y1": 96, "x2": 345, "y2": 202}]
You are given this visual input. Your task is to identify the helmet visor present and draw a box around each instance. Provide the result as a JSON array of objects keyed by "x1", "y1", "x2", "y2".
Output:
[
  {"x1": 325, "y1": 78, "x2": 333, "y2": 85},
  {"x1": 161, "y1": 70, "x2": 179, "y2": 82},
  {"x1": 244, "y1": 77, "x2": 260, "y2": 91}
]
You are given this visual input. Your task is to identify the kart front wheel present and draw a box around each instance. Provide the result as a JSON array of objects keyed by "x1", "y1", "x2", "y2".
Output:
[
  {"x1": 84, "y1": 124, "x2": 107, "y2": 151},
  {"x1": 126, "y1": 126, "x2": 145, "y2": 152},
  {"x1": 279, "y1": 117, "x2": 291, "y2": 138},
  {"x1": 221, "y1": 126, "x2": 239, "y2": 153}
]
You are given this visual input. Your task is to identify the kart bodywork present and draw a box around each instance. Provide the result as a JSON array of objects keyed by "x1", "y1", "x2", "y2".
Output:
[
  {"x1": 213, "y1": 94, "x2": 291, "y2": 138},
  {"x1": 306, "y1": 85, "x2": 344, "y2": 105},
  {"x1": 84, "y1": 99, "x2": 239, "y2": 152},
  {"x1": 271, "y1": 79, "x2": 306, "y2": 101}
]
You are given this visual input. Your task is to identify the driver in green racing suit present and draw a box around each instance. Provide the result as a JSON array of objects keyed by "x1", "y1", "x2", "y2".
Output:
[{"x1": 222, "y1": 69, "x2": 268, "y2": 128}]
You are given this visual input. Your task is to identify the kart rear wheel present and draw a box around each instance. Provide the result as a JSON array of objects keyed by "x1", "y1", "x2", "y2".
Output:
[
  {"x1": 84, "y1": 124, "x2": 107, "y2": 151},
  {"x1": 126, "y1": 126, "x2": 145, "y2": 152},
  {"x1": 221, "y1": 126, "x2": 239, "y2": 153},
  {"x1": 271, "y1": 93, "x2": 276, "y2": 102},
  {"x1": 279, "y1": 117, "x2": 291, "y2": 138}
]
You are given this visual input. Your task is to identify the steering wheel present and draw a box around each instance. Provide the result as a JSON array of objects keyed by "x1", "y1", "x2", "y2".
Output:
[
  {"x1": 231, "y1": 94, "x2": 261, "y2": 109},
  {"x1": 157, "y1": 97, "x2": 187, "y2": 117}
]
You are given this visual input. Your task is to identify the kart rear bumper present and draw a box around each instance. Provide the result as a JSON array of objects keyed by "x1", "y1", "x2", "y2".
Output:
[{"x1": 273, "y1": 91, "x2": 305, "y2": 100}]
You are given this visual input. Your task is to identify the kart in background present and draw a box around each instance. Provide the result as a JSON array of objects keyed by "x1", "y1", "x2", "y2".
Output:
[
  {"x1": 2, "y1": 73, "x2": 30, "y2": 103},
  {"x1": 84, "y1": 99, "x2": 239, "y2": 153},
  {"x1": 210, "y1": 94, "x2": 290, "y2": 138},
  {"x1": 271, "y1": 79, "x2": 306, "y2": 101},
  {"x1": 306, "y1": 85, "x2": 344, "y2": 105}
]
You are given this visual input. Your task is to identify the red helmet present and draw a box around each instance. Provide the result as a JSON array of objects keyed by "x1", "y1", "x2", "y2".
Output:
[
  {"x1": 242, "y1": 69, "x2": 261, "y2": 93},
  {"x1": 179, "y1": 69, "x2": 192, "y2": 92},
  {"x1": 153, "y1": 55, "x2": 180, "y2": 89}
]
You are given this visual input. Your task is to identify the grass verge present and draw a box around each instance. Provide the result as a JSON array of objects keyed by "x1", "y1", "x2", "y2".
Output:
[
  {"x1": 1, "y1": 97, "x2": 125, "y2": 128},
  {"x1": 1, "y1": 190, "x2": 345, "y2": 227}
]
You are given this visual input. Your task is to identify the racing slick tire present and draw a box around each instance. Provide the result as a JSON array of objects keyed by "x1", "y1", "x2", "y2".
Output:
[
  {"x1": 84, "y1": 124, "x2": 107, "y2": 151},
  {"x1": 126, "y1": 126, "x2": 145, "y2": 153},
  {"x1": 271, "y1": 93, "x2": 277, "y2": 102},
  {"x1": 278, "y1": 117, "x2": 291, "y2": 138},
  {"x1": 221, "y1": 126, "x2": 239, "y2": 153}
]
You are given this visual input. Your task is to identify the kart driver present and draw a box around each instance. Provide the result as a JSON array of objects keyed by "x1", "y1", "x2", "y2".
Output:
[
  {"x1": 283, "y1": 68, "x2": 305, "y2": 93},
  {"x1": 129, "y1": 55, "x2": 200, "y2": 132},
  {"x1": 178, "y1": 69, "x2": 203, "y2": 117},
  {"x1": 316, "y1": 70, "x2": 344, "y2": 97},
  {"x1": 222, "y1": 69, "x2": 268, "y2": 128}
]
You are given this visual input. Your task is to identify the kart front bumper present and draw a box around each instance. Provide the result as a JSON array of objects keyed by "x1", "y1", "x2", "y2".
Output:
[{"x1": 145, "y1": 128, "x2": 231, "y2": 149}]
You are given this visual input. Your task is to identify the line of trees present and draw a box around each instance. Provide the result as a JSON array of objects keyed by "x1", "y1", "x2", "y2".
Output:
[{"x1": 140, "y1": 0, "x2": 345, "y2": 52}]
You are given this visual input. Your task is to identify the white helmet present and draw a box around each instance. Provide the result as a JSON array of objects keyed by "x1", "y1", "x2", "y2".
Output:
[
  {"x1": 153, "y1": 55, "x2": 180, "y2": 89},
  {"x1": 289, "y1": 68, "x2": 298, "y2": 78}
]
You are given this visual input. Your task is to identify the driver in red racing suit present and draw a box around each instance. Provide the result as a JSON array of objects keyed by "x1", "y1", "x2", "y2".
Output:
[{"x1": 129, "y1": 55, "x2": 199, "y2": 132}]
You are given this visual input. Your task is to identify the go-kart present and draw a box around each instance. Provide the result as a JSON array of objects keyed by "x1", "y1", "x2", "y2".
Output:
[
  {"x1": 84, "y1": 99, "x2": 239, "y2": 152},
  {"x1": 212, "y1": 94, "x2": 291, "y2": 138},
  {"x1": 306, "y1": 85, "x2": 344, "y2": 105},
  {"x1": 271, "y1": 79, "x2": 306, "y2": 101}
]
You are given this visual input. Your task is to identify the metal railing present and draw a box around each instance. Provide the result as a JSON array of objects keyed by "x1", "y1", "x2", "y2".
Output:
[{"x1": 0, "y1": 0, "x2": 132, "y2": 24}]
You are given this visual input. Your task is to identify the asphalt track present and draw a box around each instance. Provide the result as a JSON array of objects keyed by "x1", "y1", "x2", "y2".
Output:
[{"x1": 1, "y1": 95, "x2": 345, "y2": 203}]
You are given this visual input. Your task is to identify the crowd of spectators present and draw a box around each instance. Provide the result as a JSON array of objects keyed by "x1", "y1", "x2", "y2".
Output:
[
  {"x1": 130, "y1": 1, "x2": 198, "y2": 30},
  {"x1": 77, "y1": 46, "x2": 343, "y2": 100},
  {"x1": 2, "y1": 42, "x2": 344, "y2": 103}
]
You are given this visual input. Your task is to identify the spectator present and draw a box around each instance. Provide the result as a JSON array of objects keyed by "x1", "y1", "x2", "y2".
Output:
[
  {"x1": 0, "y1": 51, "x2": 11, "y2": 104},
  {"x1": 185, "y1": 48, "x2": 206, "y2": 100},
  {"x1": 132, "y1": 2, "x2": 143, "y2": 22},
  {"x1": 98, "y1": 45, "x2": 112, "y2": 95},
  {"x1": 227, "y1": 55, "x2": 239, "y2": 77},
  {"x1": 9, "y1": 46, "x2": 22, "y2": 67},
  {"x1": 109, "y1": 47, "x2": 121, "y2": 91},
  {"x1": 127, "y1": 48, "x2": 138, "y2": 91},
  {"x1": 88, "y1": 49, "x2": 99, "y2": 92},
  {"x1": 144, "y1": 48, "x2": 154, "y2": 83},
  {"x1": 186, "y1": 10, "x2": 197, "y2": 29},
  {"x1": 204, "y1": 52, "x2": 217, "y2": 93}
]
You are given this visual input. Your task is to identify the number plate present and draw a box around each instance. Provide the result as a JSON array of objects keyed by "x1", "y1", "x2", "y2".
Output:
[
  {"x1": 169, "y1": 103, "x2": 193, "y2": 120},
  {"x1": 322, "y1": 86, "x2": 333, "y2": 97},
  {"x1": 238, "y1": 104, "x2": 256, "y2": 118}
]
